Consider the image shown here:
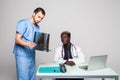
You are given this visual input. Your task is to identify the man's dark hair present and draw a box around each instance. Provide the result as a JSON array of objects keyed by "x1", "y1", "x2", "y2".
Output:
[
  {"x1": 61, "y1": 31, "x2": 71, "y2": 38},
  {"x1": 33, "y1": 7, "x2": 45, "y2": 15}
]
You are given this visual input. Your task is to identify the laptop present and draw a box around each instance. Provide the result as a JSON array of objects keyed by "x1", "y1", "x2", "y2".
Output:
[{"x1": 79, "y1": 55, "x2": 108, "y2": 71}]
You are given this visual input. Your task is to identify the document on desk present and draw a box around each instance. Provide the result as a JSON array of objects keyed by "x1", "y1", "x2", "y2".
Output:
[{"x1": 34, "y1": 32, "x2": 50, "y2": 52}]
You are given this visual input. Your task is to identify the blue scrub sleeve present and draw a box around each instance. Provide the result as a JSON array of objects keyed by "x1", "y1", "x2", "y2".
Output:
[{"x1": 16, "y1": 20, "x2": 27, "y2": 36}]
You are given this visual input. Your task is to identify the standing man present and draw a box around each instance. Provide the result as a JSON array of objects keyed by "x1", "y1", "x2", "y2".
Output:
[
  {"x1": 13, "y1": 7, "x2": 45, "y2": 80},
  {"x1": 54, "y1": 31, "x2": 85, "y2": 80}
]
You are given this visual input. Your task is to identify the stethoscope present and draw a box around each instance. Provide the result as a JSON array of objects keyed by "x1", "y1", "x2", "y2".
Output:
[{"x1": 61, "y1": 43, "x2": 78, "y2": 58}]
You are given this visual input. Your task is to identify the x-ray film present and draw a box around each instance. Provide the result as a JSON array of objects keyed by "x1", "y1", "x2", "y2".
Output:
[{"x1": 34, "y1": 32, "x2": 50, "y2": 52}]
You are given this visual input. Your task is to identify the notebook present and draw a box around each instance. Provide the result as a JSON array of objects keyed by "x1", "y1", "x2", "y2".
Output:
[
  {"x1": 79, "y1": 55, "x2": 108, "y2": 71},
  {"x1": 34, "y1": 32, "x2": 50, "y2": 52}
]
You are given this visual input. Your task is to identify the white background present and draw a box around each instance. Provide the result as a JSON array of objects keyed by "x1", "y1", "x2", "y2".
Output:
[{"x1": 0, "y1": 0, "x2": 120, "y2": 80}]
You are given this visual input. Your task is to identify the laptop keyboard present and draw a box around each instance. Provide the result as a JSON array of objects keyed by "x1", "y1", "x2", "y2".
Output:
[{"x1": 79, "y1": 65, "x2": 88, "y2": 70}]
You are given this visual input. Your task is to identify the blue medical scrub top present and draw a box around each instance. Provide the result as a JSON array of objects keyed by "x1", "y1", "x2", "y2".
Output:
[{"x1": 13, "y1": 19, "x2": 40, "y2": 57}]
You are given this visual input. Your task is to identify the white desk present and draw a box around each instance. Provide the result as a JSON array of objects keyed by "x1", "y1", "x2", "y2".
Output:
[{"x1": 36, "y1": 63, "x2": 119, "y2": 80}]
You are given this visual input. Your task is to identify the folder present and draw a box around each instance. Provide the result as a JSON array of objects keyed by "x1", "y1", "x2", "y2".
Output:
[{"x1": 39, "y1": 67, "x2": 61, "y2": 73}]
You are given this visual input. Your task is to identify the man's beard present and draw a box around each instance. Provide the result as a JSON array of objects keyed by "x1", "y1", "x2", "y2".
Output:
[
  {"x1": 32, "y1": 16, "x2": 37, "y2": 25},
  {"x1": 63, "y1": 42, "x2": 70, "y2": 46}
]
